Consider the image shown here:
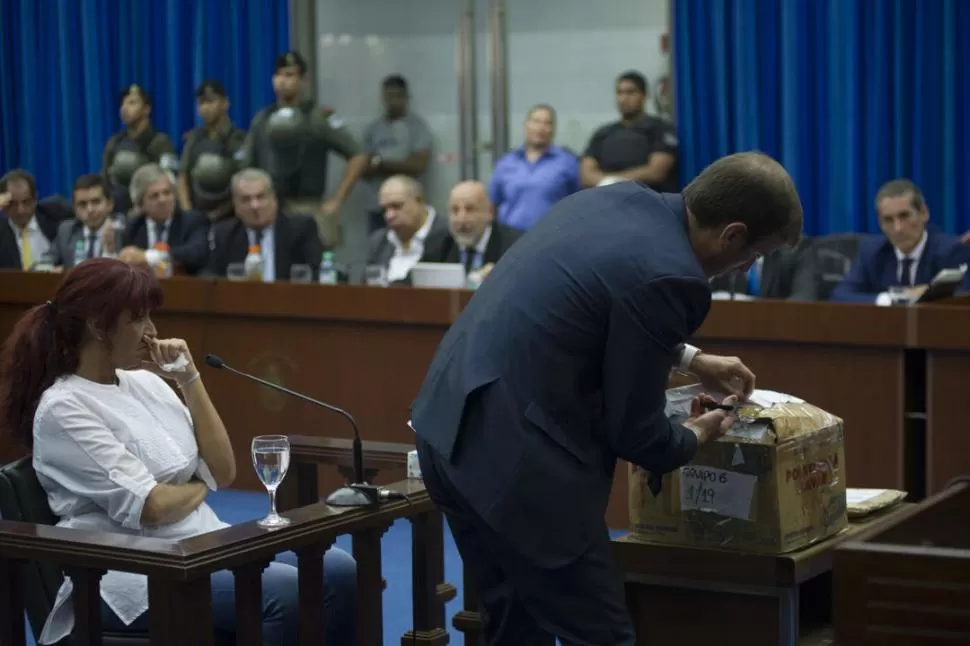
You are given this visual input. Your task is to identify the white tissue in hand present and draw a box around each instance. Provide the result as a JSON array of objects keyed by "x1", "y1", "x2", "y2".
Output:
[{"x1": 159, "y1": 353, "x2": 190, "y2": 373}]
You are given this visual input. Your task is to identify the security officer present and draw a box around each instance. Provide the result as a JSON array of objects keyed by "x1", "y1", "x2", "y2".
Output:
[
  {"x1": 238, "y1": 51, "x2": 368, "y2": 247},
  {"x1": 580, "y1": 71, "x2": 680, "y2": 192},
  {"x1": 178, "y1": 80, "x2": 246, "y2": 222},
  {"x1": 102, "y1": 85, "x2": 177, "y2": 213}
]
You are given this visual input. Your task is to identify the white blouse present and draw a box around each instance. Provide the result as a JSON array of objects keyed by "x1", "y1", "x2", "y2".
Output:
[{"x1": 32, "y1": 370, "x2": 229, "y2": 645}]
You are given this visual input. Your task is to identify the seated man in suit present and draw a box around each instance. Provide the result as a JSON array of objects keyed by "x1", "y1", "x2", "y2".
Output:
[
  {"x1": 832, "y1": 179, "x2": 970, "y2": 304},
  {"x1": 367, "y1": 175, "x2": 448, "y2": 283},
  {"x1": 0, "y1": 169, "x2": 73, "y2": 270},
  {"x1": 421, "y1": 180, "x2": 522, "y2": 284},
  {"x1": 50, "y1": 174, "x2": 126, "y2": 270},
  {"x1": 204, "y1": 168, "x2": 324, "y2": 281},
  {"x1": 111, "y1": 164, "x2": 209, "y2": 275}
]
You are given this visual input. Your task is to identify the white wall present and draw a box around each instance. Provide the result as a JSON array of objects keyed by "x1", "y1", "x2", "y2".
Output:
[{"x1": 313, "y1": 0, "x2": 670, "y2": 268}]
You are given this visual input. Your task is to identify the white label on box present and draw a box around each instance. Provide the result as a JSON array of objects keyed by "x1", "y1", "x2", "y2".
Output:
[{"x1": 680, "y1": 465, "x2": 757, "y2": 520}]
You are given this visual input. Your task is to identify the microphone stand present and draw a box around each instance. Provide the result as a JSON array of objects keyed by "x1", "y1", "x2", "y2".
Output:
[{"x1": 204, "y1": 354, "x2": 389, "y2": 508}]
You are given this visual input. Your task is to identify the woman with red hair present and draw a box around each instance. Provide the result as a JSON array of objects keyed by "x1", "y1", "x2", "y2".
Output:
[{"x1": 0, "y1": 258, "x2": 356, "y2": 645}]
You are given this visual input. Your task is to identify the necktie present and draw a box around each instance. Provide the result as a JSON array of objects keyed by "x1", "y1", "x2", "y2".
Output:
[
  {"x1": 87, "y1": 233, "x2": 98, "y2": 259},
  {"x1": 19, "y1": 228, "x2": 32, "y2": 270},
  {"x1": 154, "y1": 221, "x2": 167, "y2": 245},
  {"x1": 746, "y1": 266, "x2": 760, "y2": 296},
  {"x1": 462, "y1": 247, "x2": 476, "y2": 275},
  {"x1": 899, "y1": 258, "x2": 914, "y2": 286}
]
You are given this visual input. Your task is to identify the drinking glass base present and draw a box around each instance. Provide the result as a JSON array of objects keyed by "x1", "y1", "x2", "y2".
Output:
[{"x1": 256, "y1": 513, "x2": 291, "y2": 528}]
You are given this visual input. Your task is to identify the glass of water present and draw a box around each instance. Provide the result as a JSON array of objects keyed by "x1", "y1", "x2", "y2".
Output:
[
  {"x1": 227, "y1": 262, "x2": 246, "y2": 282},
  {"x1": 251, "y1": 434, "x2": 291, "y2": 528},
  {"x1": 364, "y1": 264, "x2": 388, "y2": 287},
  {"x1": 888, "y1": 285, "x2": 913, "y2": 306},
  {"x1": 289, "y1": 264, "x2": 313, "y2": 283}
]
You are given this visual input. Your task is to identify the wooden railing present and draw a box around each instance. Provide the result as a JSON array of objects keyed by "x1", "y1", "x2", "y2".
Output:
[
  {"x1": 282, "y1": 436, "x2": 484, "y2": 646},
  {"x1": 0, "y1": 437, "x2": 448, "y2": 646}
]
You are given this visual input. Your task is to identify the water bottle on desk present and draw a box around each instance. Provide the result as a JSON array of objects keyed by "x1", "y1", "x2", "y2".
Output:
[
  {"x1": 318, "y1": 251, "x2": 337, "y2": 285},
  {"x1": 104, "y1": 217, "x2": 126, "y2": 258},
  {"x1": 150, "y1": 242, "x2": 173, "y2": 278},
  {"x1": 72, "y1": 240, "x2": 86, "y2": 267},
  {"x1": 244, "y1": 244, "x2": 264, "y2": 281}
]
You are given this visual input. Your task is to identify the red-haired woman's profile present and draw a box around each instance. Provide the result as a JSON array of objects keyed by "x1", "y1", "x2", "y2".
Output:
[{"x1": 0, "y1": 258, "x2": 357, "y2": 645}]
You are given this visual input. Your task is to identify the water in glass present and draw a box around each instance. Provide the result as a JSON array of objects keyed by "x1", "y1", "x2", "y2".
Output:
[{"x1": 251, "y1": 435, "x2": 291, "y2": 528}]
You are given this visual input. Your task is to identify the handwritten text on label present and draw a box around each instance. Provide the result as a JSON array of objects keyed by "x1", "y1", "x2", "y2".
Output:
[{"x1": 680, "y1": 465, "x2": 758, "y2": 520}]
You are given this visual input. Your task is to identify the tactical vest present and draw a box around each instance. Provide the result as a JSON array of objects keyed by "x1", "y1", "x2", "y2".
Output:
[
  {"x1": 251, "y1": 101, "x2": 331, "y2": 201},
  {"x1": 106, "y1": 136, "x2": 150, "y2": 192},
  {"x1": 186, "y1": 126, "x2": 244, "y2": 211}
]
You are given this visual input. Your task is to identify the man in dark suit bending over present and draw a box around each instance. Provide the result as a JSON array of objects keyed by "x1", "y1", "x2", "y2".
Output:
[
  {"x1": 204, "y1": 168, "x2": 324, "y2": 281},
  {"x1": 410, "y1": 152, "x2": 804, "y2": 645}
]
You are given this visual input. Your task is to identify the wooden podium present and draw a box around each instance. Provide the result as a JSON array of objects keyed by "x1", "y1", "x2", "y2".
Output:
[
  {"x1": 615, "y1": 503, "x2": 913, "y2": 646},
  {"x1": 834, "y1": 482, "x2": 970, "y2": 645}
]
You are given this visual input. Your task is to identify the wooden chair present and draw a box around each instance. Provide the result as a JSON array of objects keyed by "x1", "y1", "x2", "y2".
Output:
[{"x1": 0, "y1": 456, "x2": 151, "y2": 645}]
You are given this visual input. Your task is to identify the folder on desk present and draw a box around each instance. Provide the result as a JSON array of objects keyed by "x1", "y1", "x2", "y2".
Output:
[{"x1": 917, "y1": 264, "x2": 967, "y2": 303}]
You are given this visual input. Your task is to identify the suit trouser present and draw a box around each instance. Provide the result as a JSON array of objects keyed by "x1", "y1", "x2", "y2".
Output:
[
  {"x1": 284, "y1": 198, "x2": 342, "y2": 249},
  {"x1": 416, "y1": 437, "x2": 636, "y2": 646}
]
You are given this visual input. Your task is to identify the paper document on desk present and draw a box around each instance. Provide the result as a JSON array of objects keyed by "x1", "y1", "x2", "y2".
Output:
[
  {"x1": 846, "y1": 488, "x2": 889, "y2": 506},
  {"x1": 931, "y1": 264, "x2": 967, "y2": 285},
  {"x1": 845, "y1": 488, "x2": 907, "y2": 517}
]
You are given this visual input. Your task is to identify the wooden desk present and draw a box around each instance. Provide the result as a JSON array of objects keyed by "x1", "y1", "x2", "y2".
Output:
[
  {"x1": 615, "y1": 503, "x2": 913, "y2": 646},
  {"x1": 911, "y1": 302, "x2": 970, "y2": 494},
  {"x1": 834, "y1": 483, "x2": 970, "y2": 645},
  {"x1": 1, "y1": 273, "x2": 966, "y2": 527}
]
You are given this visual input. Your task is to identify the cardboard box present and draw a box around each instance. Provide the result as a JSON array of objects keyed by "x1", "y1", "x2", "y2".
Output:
[{"x1": 629, "y1": 386, "x2": 848, "y2": 554}]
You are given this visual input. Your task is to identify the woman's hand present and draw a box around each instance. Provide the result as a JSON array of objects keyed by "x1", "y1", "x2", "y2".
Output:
[{"x1": 141, "y1": 337, "x2": 199, "y2": 385}]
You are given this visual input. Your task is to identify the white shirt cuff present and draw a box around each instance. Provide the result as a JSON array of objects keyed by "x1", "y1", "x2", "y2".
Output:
[
  {"x1": 677, "y1": 344, "x2": 700, "y2": 374},
  {"x1": 875, "y1": 292, "x2": 892, "y2": 307}
]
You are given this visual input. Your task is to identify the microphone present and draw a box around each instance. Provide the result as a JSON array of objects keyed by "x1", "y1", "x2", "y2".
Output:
[{"x1": 204, "y1": 354, "x2": 403, "y2": 507}]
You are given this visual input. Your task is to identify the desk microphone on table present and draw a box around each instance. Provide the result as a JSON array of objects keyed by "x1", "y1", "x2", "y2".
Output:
[{"x1": 203, "y1": 354, "x2": 406, "y2": 507}]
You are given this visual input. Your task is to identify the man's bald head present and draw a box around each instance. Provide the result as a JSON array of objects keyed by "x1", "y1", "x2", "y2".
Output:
[
  {"x1": 379, "y1": 174, "x2": 427, "y2": 240},
  {"x1": 450, "y1": 180, "x2": 488, "y2": 205},
  {"x1": 682, "y1": 151, "x2": 804, "y2": 277},
  {"x1": 381, "y1": 174, "x2": 423, "y2": 200},
  {"x1": 448, "y1": 181, "x2": 493, "y2": 248}
]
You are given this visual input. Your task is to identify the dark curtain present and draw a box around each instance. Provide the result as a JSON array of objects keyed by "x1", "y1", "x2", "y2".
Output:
[
  {"x1": 673, "y1": 0, "x2": 970, "y2": 236},
  {"x1": 0, "y1": 0, "x2": 290, "y2": 196}
]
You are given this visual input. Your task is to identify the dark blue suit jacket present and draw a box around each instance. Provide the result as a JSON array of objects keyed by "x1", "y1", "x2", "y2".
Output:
[
  {"x1": 410, "y1": 183, "x2": 711, "y2": 568},
  {"x1": 831, "y1": 230, "x2": 970, "y2": 303},
  {"x1": 123, "y1": 210, "x2": 209, "y2": 275}
]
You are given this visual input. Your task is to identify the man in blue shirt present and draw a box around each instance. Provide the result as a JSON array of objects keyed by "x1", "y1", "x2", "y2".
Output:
[
  {"x1": 831, "y1": 179, "x2": 970, "y2": 304},
  {"x1": 488, "y1": 104, "x2": 580, "y2": 231}
]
